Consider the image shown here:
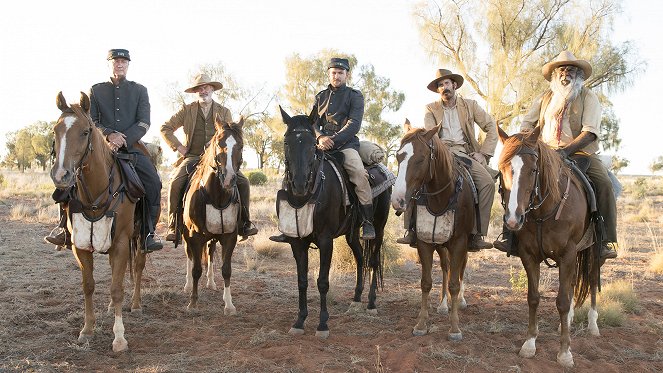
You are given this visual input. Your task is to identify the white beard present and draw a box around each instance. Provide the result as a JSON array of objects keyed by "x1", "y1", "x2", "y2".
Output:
[{"x1": 549, "y1": 74, "x2": 584, "y2": 116}]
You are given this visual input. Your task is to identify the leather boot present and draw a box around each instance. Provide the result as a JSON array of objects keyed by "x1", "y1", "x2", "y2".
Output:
[
  {"x1": 468, "y1": 235, "x2": 493, "y2": 252},
  {"x1": 144, "y1": 205, "x2": 163, "y2": 252},
  {"x1": 493, "y1": 227, "x2": 518, "y2": 257},
  {"x1": 396, "y1": 230, "x2": 416, "y2": 245},
  {"x1": 166, "y1": 226, "x2": 177, "y2": 242},
  {"x1": 44, "y1": 204, "x2": 67, "y2": 248},
  {"x1": 600, "y1": 242, "x2": 618, "y2": 260},
  {"x1": 269, "y1": 234, "x2": 290, "y2": 243},
  {"x1": 359, "y1": 204, "x2": 376, "y2": 240}
]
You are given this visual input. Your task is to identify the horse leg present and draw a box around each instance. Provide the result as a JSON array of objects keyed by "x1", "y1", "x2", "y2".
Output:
[
  {"x1": 345, "y1": 233, "x2": 364, "y2": 314},
  {"x1": 185, "y1": 236, "x2": 204, "y2": 310},
  {"x1": 413, "y1": 243, "x2": 433, "y2": 336},
  {"x1": 315, "y1": 237, "x2": 333, "y2": 339},
  {"x1": 366, "y1": 227, "x2": 384, "y2": 315},
  {"x1": 220, "y1": 237, "x2": 237, "y2": 315},
  {"x1": 206, "y1": 240, "x2": 218, "y2": 291},
  {"x1": 588, "y1": 262, "x2": 600, "y2": 336},
  {"x1": 108, "y1": 242, "x2": 130, "y2": 352},
  {"x1": 519, "y1": 254, "x2": 541, "y2": 359},
  {"x1": 131, "y1": 248, "x2": 146, "y2": 313},
  {"x1": 556, "y1": 258, "x2": 576, "y2": 368},
  {"x1": 437, "y1": 247, "x2": 450, "y2": 315},
  {"x1": 289, "y1": 240, "x2": 309, "y2": 335},
  {"x1": 446, "y1": 242, "x2": 467, "y2": 341},
  {"x1": 73, "y1": 248, "x2": 96, "y2": 344}
]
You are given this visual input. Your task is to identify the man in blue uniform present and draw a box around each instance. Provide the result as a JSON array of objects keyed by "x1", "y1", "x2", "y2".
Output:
[{"x1": 271, "y1": 57, "x2": 375, "y2": 242}]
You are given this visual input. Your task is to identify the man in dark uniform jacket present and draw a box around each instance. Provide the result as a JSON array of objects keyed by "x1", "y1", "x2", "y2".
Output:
[
  {"x1": 45, "y1": 49, "x2": 163, "y2": 251},
  {"x1": 271, "y1": 57, "x2": 376, "y2": 242}
]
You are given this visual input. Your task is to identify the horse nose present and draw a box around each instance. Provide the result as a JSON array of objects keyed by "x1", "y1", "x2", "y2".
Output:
[
  {"x1": 51, "y1": 167, "x2": 72, "y2": 187},
  {"x1": 391, "y1": 196, "x2": 405, "y2": 211},
  {"x1": 504, "y1": 212, "x2": 523, "y2": 231}
]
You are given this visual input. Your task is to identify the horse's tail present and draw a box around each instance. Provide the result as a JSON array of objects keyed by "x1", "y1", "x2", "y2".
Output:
[
  {"x1": 362, "y1": 238, "x2": 384, "y2": 289},
  {"x1": 574, "y1": 242, "x2": 598, "y2": 307}
]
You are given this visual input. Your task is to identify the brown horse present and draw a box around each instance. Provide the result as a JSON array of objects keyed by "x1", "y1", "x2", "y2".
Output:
[
  {"x1": 497, "y1": 126, "x2": 601, "y2": 368},
  {"x1": 181, "y1": 116, "x2": 244, "y2": 311},
  {"x1": 391, "y1": 121, "x2": 474, "y2": 341},
  {"x1": 51, "y1": 91, "x2": 147, "y2": 352}
]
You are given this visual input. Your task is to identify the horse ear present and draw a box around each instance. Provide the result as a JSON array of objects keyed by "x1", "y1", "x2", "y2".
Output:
[
  {"x1": 56, "y1": 91, "x2": 68, "y2": 112},
  {"x1": 236, "y1": 115, "x2": 244, "y2": 129},
  {"x1": 525, "y1": 126, "x2": 542, "y2": 145},
  {"x1": 497, "y1": 123, "x2": 509, "y2": 144},
  {"x1": 403, "y1": 118, "x2": 412, "y2": 133},
  {"x1": 279, "y1": 105, "x2": 291, "y2": 123},
  {"x1": 423, "y1": 125, "x2": 440, "y2": 141},
  {"x1": 79, "y1": 92, "x2": 90, "y2": 113}
]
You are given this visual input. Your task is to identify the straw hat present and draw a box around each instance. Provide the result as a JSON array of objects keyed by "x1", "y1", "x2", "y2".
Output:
[
  {"x1": 184, "y1": 73, "x2": 223, "y2": 93},
  {"x1": 542, "y1": 51, "x2": 592, "y2": 81}
]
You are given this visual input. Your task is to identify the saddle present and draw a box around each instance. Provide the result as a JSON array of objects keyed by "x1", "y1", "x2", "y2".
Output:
[{"x1": 115, "y1": 152, "x2": 146, "y2": 203}]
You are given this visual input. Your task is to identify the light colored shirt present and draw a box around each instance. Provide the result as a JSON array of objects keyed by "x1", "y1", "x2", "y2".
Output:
[
  {"x1": 439, "y1": 105, "x2": 466, "y2": 147},
  {"x1": 541, "y1": 96, "x2": 575, "y2": 148}
]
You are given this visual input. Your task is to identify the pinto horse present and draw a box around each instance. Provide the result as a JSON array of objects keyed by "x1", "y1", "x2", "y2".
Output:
[
  {"x1": 181, "y1": 116, "x2": 244, "y2": 312},
  {"x1": 497, "y1": 126, "x2": 601, "y2": 368},
  {"x1": 51, "y1": 92, "x2": 147, "y2": 352},
  {"x1": 278, "y1": 107, "x2": 391, "y2": 338},
  {"x1": 391, "y1": 121, "x2": 475, "y2": 340}
]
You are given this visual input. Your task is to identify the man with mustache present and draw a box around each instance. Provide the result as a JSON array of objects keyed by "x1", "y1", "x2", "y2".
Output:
[
  {"x1": 160, "y1": 73, "x2": 258, "y2": 243},
  {"x1": 493, "y1": 51, "x2": 618, "y2": 260},
  {"x1": 396, "y1": 69, "x2": 497, "y2": 251}
]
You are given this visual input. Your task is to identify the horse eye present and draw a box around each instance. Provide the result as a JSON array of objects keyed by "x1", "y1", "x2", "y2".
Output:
[{"x1": 82, "y1": 130, "x2": 90, "y2": 137}]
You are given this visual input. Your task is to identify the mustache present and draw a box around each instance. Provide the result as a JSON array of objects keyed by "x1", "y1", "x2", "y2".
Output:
[{"x1": 443, "y1": 88, "x2": 452, "y2": 94}]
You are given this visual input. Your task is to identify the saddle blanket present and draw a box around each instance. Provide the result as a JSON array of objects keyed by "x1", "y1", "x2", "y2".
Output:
[
  {"x1": 205, "y1": 203, "x2": 239, "y2": 234},
  {"x1": 68, "y1": 212, "x2": 114, "y2": 253}
]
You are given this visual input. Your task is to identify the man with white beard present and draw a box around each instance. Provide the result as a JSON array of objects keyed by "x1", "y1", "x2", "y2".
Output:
[{"x1": 493, "y1": 51, "x2": 618, "y2": 260}]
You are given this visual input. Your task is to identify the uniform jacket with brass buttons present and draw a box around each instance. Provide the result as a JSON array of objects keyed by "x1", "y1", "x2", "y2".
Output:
[
  {"x1": 311, "y1": 84, "x2": 364, "y2": 151},
  {"x1": 90, "y1": 77, "x2": 150, "y2": 151}
]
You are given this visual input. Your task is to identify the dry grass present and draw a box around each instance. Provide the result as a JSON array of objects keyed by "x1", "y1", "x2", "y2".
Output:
[
  {"x1": 0, "y1": 170, "x2": 53, "y2": 199},
  {"x1": 649, "y1": 252, "x2": 663, "y2": 274},
  {"x1": 574, "y1": 279, "x2": 638, "y2": 327}
]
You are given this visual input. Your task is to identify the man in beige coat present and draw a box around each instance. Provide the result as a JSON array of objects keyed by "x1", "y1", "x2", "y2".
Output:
[
  {"x1": 397, "y1": 69, "x2": 496, "y2": 250},
  {"x1": 160, "y1": 73, "x2": 257, "y2": 242},
  {"x1": 493, "y1": 51, "x2": 617, "y2": 260}
]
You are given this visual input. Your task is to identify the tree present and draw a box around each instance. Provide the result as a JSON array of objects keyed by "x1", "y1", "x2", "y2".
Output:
[
  {"x1": 244, "y1": 116, "x2": 273, "y2": 169},
  {"x1": 27, "y1": 121, "x2": 55, "y2": 171},
  {"x1": 651, "y1": 156, "x2": 663, "y2": 174},
  {"x1": 280, "y1": 51, "x2": 405, "y2": 162},
  {"x1": 414, "y1": 0, "x2": 642, "y2": 145},
  {"x1": 13, "y1": 130, "x2": 35, "y2": 172}
]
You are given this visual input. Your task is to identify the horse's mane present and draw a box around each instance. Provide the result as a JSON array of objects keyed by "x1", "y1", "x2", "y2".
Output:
[
  {"x1": 498, "y1": 130, "x2": 574, "y2": 204},
  {"x1": 190, "y1": 122, "x2": 243, "y2": 186},
  {"x1": 401, "y1": 127, "x2": 455, "y2": 180},
  {"x1": 69, "y1": 104, "x2": 113, "y2": 161}
]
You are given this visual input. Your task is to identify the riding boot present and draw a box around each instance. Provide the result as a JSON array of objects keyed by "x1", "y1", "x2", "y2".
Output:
[
  {"x1": 600, "y1": 242, "x2": 618, "y2": 261},
  {"x1": 145, "y1": 204, "x2": 163, "y2": 252},
  {"x1": 237, "y1": 173, "x2": 258, "y2": 239},
  {"x1": 269, "y1": 233, "x2": 290, "y2": 243},
  {"x1": 396, "y1": 229, "x2": 416, "y2": 245},
  {"x1": 359, "y1": 204, "x2": 376, "y2": 240},
  {"x1": 493, "y1": 225, "x2": 518, "y2": 257},
  {"x1": 468, "y1": 235, "x2": 493, "y2": 252},
  {"x1": 44, "y1": 204, "x2": 68, "y2": 249}
]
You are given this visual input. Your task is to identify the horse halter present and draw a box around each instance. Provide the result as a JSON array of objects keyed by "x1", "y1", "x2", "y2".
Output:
[
  {"x1": 499, "y1": 145, "x2": 547, "y2": 215},
  {"x1": 284, "y1": 127, "x2": 320, "y2": 193},
  {"x1": 405, "y1": 134, "x2": 453, "y2": 199},
  {"x1": 209, "y1": 133, "x2": 238, "y2": 187}
]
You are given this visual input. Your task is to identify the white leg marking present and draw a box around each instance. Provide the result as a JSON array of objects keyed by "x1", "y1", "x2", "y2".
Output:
[
  {"x1": 437, "y1": 293, "x2": 449, "y2": 315},
  {"x1": 568, "y1": 298, "x2": 575, "y2": 329},
  {"x1": 588, "y1": 307, "x2": 600, "y2": 336},
  {"x1": 206, "y1": 254, "x2": 217, "y2": 290},
  {"x1": 112, "y1": 314, "x2": 128, "y2": 352},
  {"x1": 557, "y1": 348, "x2": 574, "y2": 368},
  {"x1": 519, "y1": 337, "x2": 537, "y2": 358},
  {"x1": 184, "y1": 258, "x2": 193, "y2": 293},
  {"x1": 223, "y1": 286, "x2": 236, "y2": 315},
  {"x1": 505, "y1": 156, "x2": 523, "y2": 226},
  {"x1": 391, "y1": 143, "x2": 413, "y2": 210},
  {"x1": 459, "y1": 280, "x2": 467, "y2": 309}
]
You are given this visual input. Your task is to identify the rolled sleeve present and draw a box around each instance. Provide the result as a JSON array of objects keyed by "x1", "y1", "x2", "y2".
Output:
[
  {"x1": 423, "y1": 105, "x2": 438, "y2": 130},
  {"x1": 580, "y1": 89, "x2": 601, "y2": 137},
  {"x1": 520, "y1": 94, "x2": 544, "y2": 131},
  {"x1": 471, "y1": 101, "x2": 497, "y2": 156}
]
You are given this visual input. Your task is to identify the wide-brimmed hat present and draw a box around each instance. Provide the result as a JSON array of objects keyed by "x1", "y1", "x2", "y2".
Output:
[
  {"x1": 427, "y1": 69, "x2": 464, "y2": 92},
  {"x1": 542, "y1": 51, "x2": 592, "y2": 81},
  {"x1": 107, "y1": 49, "x2": 130, "y2": 61},
  {"x1": 184, "y1": 73, "x2": 223, "y2": 93}
]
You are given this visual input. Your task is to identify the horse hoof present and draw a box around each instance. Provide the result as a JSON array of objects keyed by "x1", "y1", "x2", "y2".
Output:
[
  {"x1": 366, "y1": 308, "x2": 378, "y2": 316},
  {"x1": 78, "y1": 333, "x2": 93, "y2": 343},
  {"x1": 206, "y1": 283, "x2": 218, "y2": 291},
  {"x1": 412, "y1": 328, "x2": 427, "y2": 336},
  {"x1": 186, "y1": 303, "x2": 197, "y2": 311},
  {"x1": 131, "y1": 308, "x2": 143, "y2": 315},
  {"x1": 183, "y1": 285, "x2": 192, "y2": 293},
  {"x1": 459, "y1": 299, "x2": 468, "y2": 309},
  {"x1": 519, "y1": 346, "x2": 536, "y2": 358},
  {"x1": 112, "y1": 338, "x2": 128, "y2": 352},
  {"x1": 436, "y1": 306, "x2": 449, "y2": 315},
  {"x1": 288, "y1": 327, "x2": 305, "y2": 335},
  {"x1": 448, "y1": 332, "x2": 463, "y2": 341},
  {"x1": 557, "y1": 351, "x2": 574, "y2": 368},
  {"x1": 588, "y1": 327, "x2": 600, "y2": 337},
  {"x1": 224, "y1": 307, "x2": 237, "y2": 316},
  {"x1": 315, "y1": 330, "x2": 330, "y2": 339}
]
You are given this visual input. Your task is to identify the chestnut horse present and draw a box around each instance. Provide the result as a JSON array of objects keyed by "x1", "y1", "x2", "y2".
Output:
[
  {"x1": 278, "y1": 108, "x2": 391, "y2": 338},
  {"x1": 497, "y1": 126, "x2": 601, "y2": 368},
  {"x1": 51, "y1": 92, "x2": 147, "y2": 352},
  {"x1": 181, "y1": 116, "x2": 244, "y2": 312},
  {"x1": 391, "y1": 121, "x2": 473, "y2": 341}
]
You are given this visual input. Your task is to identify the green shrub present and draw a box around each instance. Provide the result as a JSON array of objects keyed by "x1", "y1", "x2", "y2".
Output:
[
  {"x1": 247, "y1": 171, "x2": 268, "y2": 186},
  {"x1": 509, "y1": 266, "x2": 528, "y2": 292}
]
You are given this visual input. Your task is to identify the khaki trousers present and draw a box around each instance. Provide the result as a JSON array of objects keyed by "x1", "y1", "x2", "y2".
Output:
[{"x1": 341, "y1": 148, "x2": 372, "y2": 205}]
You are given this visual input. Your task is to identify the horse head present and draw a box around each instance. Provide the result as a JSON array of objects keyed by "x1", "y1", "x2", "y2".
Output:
[
  {"x1": 51, "y1": 91, "x2": 93, "y2": 189},
  {"x1": 280, "y1": 106, "x2": 318, "y2": 197},
  {"x1": 391, "y1": 119, "x2": 442, "y2": 212},
  {"x1": 497, "y1": 125, "x2": 543, "y2": 231},
  {"x1": 210, "y1": 114, "x2": 244, "y2": 189}
]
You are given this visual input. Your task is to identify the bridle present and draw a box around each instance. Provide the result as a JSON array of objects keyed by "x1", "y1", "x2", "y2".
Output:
[
  {"x1": 283, "y1": 126, "x2": 323, "y2": 195},
  {"x1": 402, "y1": 134, "x2": 454, "y2": 201},
  {"x1": 498, "y1": 144, "x2": 548, "y2": 215}
]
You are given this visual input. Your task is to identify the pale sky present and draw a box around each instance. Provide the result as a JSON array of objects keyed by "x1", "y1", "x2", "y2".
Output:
[{"x1": 0, "y1": 0, "x2": 661, "y2": 174}]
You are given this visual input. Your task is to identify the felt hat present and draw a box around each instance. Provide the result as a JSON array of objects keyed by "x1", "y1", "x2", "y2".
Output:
[
  {"x1": 427, "y1": 69, "x2": 464, "y2": 92},
  {"x1": 542, "y1": 50, "x2": 592, "y2": 81},
  {"x1": 184, "y1": 73, "x2": 223, "y2": 93}
]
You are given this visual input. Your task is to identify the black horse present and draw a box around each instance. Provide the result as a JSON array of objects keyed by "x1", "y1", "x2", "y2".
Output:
[{"x1": 276, "y1": 107, "x2": 392, "y2": 338}]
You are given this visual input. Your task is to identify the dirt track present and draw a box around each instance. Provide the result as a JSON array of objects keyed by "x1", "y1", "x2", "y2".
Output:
[{"x1": 0, "y1": 193, "x2": 662, "y2": 372}]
